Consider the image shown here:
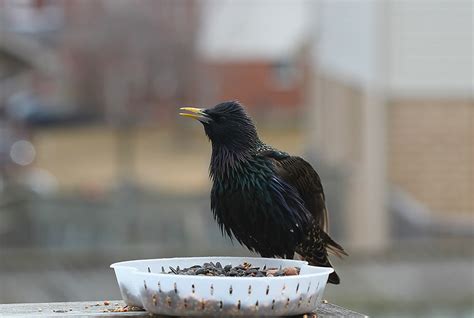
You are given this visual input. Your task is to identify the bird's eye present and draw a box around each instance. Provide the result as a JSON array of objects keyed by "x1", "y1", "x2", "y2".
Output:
[{"x1": 214, "y1": 115, "x2": 226, "y2": 122}]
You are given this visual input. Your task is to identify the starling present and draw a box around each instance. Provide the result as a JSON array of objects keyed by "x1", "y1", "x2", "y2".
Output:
[{"x1": 180, "y1": 101, "x2": 347, "y2": 284}]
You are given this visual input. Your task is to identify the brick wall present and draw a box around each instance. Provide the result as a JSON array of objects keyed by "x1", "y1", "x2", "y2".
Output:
[
  {"x1": 388, "y1": 100, "x2": 474, "y2": 215},
  {"x1": 311, "y1": 74, "x2": 473, "y2": 218},
  {"x1": 199, "y1": 61, "x2": 306, "y2": 109}
]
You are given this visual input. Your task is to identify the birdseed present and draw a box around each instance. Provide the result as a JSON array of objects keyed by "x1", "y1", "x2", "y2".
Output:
[{"x1": 162, "y1": 262, "x2": 300, "y2": 277}]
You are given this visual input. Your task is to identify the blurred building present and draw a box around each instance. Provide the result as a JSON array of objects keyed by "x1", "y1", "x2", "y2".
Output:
[
  {"x1": 1, "y1": 0, "x2": 314, "y2": 121},
  {"x1": 197, "y1": 0, "x2": 312, "y2": 112},
  {"x1": 0, "y1": 0, "x2": 200, "y2": 124},
  {"x1": 0, "y1": 0, "x2": 65, "y2": 190},
  {"x1": 309, "y1": 0, "x2": 473, "y2": 250},
  {"x1": 0, "y1": 0, "x2": 82, "y2": 124}
]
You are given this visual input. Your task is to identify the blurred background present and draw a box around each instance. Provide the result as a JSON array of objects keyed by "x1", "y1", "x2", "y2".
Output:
[{"x1": 0, "y1": 0, "x2": 472, "y2": 317}]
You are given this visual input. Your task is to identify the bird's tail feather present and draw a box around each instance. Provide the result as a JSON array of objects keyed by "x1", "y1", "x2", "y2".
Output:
[
  {"x1": 321, "y1": 231, "x2": 348, "y2": 258},
  {"x1": 328, "y1": 270, "x2": 340, "y2": 284},
  {"x1": 303, "y1": 254, "x2": 341, "y2": 285},
  {"x1": 297, "y1": 229, "x2": 346, "y2": 285}
]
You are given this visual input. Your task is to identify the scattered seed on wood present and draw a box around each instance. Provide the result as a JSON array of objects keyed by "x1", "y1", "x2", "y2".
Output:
[
  {"x1": 110, "y1": 305, "x2": 144, "y2": 313},
  {"x1": 53, "y1": 309, "x2": 68, "y2": 313}
]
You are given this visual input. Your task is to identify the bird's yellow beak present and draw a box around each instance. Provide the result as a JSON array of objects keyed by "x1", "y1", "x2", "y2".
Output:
[{"x1": 179, "y1": 107, "x2": 211, "y2": 123}]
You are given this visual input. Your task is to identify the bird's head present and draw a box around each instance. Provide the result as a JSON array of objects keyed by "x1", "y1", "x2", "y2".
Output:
[{"x1": 180, "y1": 101, "x2": 259, "y2": 151}]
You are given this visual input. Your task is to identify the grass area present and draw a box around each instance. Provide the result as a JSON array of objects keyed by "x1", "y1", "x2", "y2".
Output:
[{"x1": 32, "y1": 124, "x2": 305, "y2": 193}]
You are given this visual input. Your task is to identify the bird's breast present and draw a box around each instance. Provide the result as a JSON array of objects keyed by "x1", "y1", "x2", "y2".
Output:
[{"x1": 210, "y1": 170, "x2": 304, "y2": 258}]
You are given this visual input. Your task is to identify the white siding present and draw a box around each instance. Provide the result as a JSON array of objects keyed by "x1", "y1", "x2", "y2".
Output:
[
  {"x1": 198, "y1": 0, "x2": 312, "y2": 61},
  {"x1": 314, "y1": 0, "x2": 473, "y2": 97},
  {"x1": 315, "y1": 0, "x2": 379, "y2": 87},
  {"x1": 388, "y1": 0, "x2": 473, "y2": 97}
]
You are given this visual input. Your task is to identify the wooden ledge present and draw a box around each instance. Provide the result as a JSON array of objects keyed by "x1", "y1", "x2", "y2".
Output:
[{"x1": 0, "y1": 300, "x2": 367, "y2": 317}]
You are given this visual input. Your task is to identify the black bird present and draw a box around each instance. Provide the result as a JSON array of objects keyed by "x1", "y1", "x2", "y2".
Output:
[{"x1": 180, "y1": 101, "x2": 347, "y2": 284}]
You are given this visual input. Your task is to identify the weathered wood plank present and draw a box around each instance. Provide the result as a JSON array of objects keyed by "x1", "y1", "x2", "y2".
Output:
[
  {"x1": 316, "y1": 302, "x2": 368, "y2": 318},
  {"x1": 0, "y1": 300, "x2": 367, "y2": 317}
]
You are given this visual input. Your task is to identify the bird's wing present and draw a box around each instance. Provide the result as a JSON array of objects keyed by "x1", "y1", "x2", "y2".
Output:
[
  {"x1": 260, "y1": 151, "x2": 329, "y2": 233},
  {"x1": 260, "y1": 150, "x2": 348, "y2": 258}
]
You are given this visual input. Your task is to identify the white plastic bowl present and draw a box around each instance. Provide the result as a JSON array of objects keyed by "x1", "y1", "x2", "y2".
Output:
[{"x1": 111, "y1": 256, "x2": 333, "y2": 316}]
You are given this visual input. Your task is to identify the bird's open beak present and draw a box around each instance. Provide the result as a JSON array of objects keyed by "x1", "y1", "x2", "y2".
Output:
[{"x1": 179, "y1": 107, "x2": 211, "y2": 123}]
